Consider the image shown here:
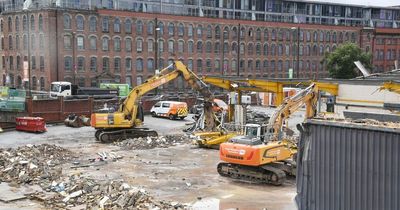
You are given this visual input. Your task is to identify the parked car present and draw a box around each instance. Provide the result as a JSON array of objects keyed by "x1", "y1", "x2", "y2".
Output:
[{"x1": 150, "y1": 101, "x2": 188, "y2": 120}]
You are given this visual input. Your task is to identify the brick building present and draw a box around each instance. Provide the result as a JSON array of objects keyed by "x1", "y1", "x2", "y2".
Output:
[{"x1": 0, "y1": 0, "x2": 399, "y2": 91}]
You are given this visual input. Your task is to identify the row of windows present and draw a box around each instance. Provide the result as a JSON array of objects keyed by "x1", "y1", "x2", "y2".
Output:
[
  {"x1": 0, "y1": 14, "x2": 44, "y2": 33},
  {"x1": 2, "y1": 74, "x2": 45, "y2": 91},
  {"x1": 62, "y1": 34, "x2": 340, "y2": 57},
  {"x1": 374, "y1": 49, "x2": 400, "y2": 61},
  {"x1": 2, "y1": 55, "x2": 45, "y2": 71},
  {"x1": 1, "y1": 34, "x2": 45, "y2": 50},
  {"x1": 63, "y1": 56, "x2": 326, "y2": 73},
  {"x1": 61, "y1": 13, "x2": 357, "y2": 43}
]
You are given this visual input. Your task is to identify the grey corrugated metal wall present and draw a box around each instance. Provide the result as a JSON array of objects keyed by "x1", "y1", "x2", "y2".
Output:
[{"x1": 296, "y1": 120, "x2": 400, "y2": 210}]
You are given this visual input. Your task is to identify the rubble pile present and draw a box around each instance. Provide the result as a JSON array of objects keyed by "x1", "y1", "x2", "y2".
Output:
[
  {"x1": 0, "y1": 144, "x2": 75, "y2": 184},
  {"x1": 36, "y1": 173, "x2": 184, "y2": 209},
  {"x1": 115, "y1": 134, "x2": 190, "y2": 150}
]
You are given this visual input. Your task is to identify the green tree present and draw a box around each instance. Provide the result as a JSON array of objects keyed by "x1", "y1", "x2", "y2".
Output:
[{"x1": 324, "y1": 43, "x2": 372, "y2": 79}]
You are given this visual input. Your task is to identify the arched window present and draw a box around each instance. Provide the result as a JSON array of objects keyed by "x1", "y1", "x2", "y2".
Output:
[
  {"x1": 136, "y1": 58, "x2": 143, "y2": 71},
  {"x1": 23, "y1": 15, "x2": 27, "y2": 31},
  {"x1": 223, "y1": 42, "x2": 228, "y2": 53},
  {"x1": 232, "y1": 42, "x2": 237, "y2": 54},
  {"x1": 326, "y1": 32, "x2": 331, "y2": 42},
  {"x1": 30, "y1": 15, "x2": 35, "y2": 31},
  {"x1": 313, "y1": 31, "x2": 318, "y2": 42},
  {"x1": 102, "y1": 57, "x2": 110, "y2": 71},
  {"x1": 102, "y1": 37, "x2": 109, "y2": 51},
  {"x1": 215, "y1": 25, "x2": 220, "y2": 39},
  {"x1": 168, "y1": 40, "x2": 174, "y2": 52},
  {"x1": 63, "y1": 14, "x2": 71, "y2": 29},
  {"x1": 64, "y1": 56, "x2": 72, "y2": 71},
  {"x1": 39, "y1": 34, "x2": 44, "y2": 49},
  {"x1": 124, "y1": 19, "x2": 131, "y2": 33},
  {"x1": 278, "y1": 29, "x2": 283, "y2": 41},
  {"x1": 76, "y1": 15, "x2": 84, "y2": 31},
  {"x1": 114, "y1": 37, "x2": 121, "y2": 51},
  {"x1": 38, "y1": 14, "x2": 43, "y2": 31},
  {"x1": 102, "y1": 16, "x2": 109, "y2": 32},
  {"x1": 40, "y1": 77, "x2": 45, "y2": 90},
  {"x1": 31, "y1": 35, "x2": 35, "y2": 49},
  {"x1": 15, "y1": 16, "x2": 19, "y2": 32},
  {"x1": 114, "y1": 18, "x2": 121, "y2": 33},
  {"x1": 232, "y1": 27, "x2": 237, "y2": 39},
  {"x1": 147, "y1": 58, "x2": 154, "y2": 72},
  {"x1": 147, "y1": 21, "x2": 154, "y2": 35},
  {"x1": 248, "y1": 43, "x2": 253, "y2": 55},
  {"x1": 32, "y1": 76, "x2": 37, "y2": 90},
  {"x1": 89, "y1": 36, "x2": 97, "y2": 50},
  {"x1": 271, "y1": 29, "x2": 276, "y2": 40},
  {"x1": 264, "y1": 29, "x2": 269, "y2": 41},
  {"x1": 351, "y1": 32, "x2": 356, "y2": 43},
  {"x1": 136, "y1": 20, "x2": 143, "y2": 35},
  {"x1": 206, "y1": 41, "x2": 212, "y2": 53},
  {"x1": 196, "y1": 25, "x2": 203, "y2": 38},
  {"x1": 271, "y1": 44, "x2": 276, "y2": 56},
  {"x1": 114, "y1": 57, "x2": 121, "y2": 72},
  {"x1": 214, "y1": 42, "x2": 220, "y2": 54},
  {"x1": 256, "y1": 28, "x2": 261, "y2": 40},
  {"x1": 187, "y1": 24, "x2": 193, "y2": 37},
  {"x1": 240, "y1": 43, "x2": 245, "y2": 54},
  {"x1": 206, "y1": 25, "x2": 212, "y2": 38},
  {"x1": 197, "y1": 41, "x2": 203, "y2": 53},
  {"x1": 263, "y1": 44, "x2": 268, "y2": 56},
  {"x1": 136, "y1": 38, "x2": 143, "y2": 52},
  {"x1": 15, "y1": 35, "x2": 19, "y2": 50},
  {"x1": 90, "y1": 57, "x2": 97, "y2": 71},
  {"x1": 8, "y1": 16, "x2": 12, "y2": 31},
  {"x1": 278, "y1": 44, "x2": 283, "y2": 56},
  {"x1": 188, "y1": 40, "x2": 194, "y2": 53},
  {"x1": 223, "y1": 27, "x2": 229, "y2": 39},
  {"x1": 89, "y1": 16, "x2": 97, "y2": 32},
  {"x1": 168, "y1": 23, "x2": 174, "y2": 36},
  {"x1": 125, "y1": 38, "x2": 132, "y2": 52},
  {"x1": 157, "y1": 22, "x2": 164, "y2": 35},
  {"x1": 76, "y1": 35, "x2": 84, "y2": 50},
  {"x1": 8, "y1": 35, "x2": 12, "y2": 50},
  {"x1": 333, "y1": 32, "x2": 337, "y2": 42},
  {"x1": 178, "y1": 23, "x2": 184, "y2": 36},
  {"x1": 197, "y1": 59, "x2": 203, "y2": 72},
  {"x1": 178, "y1": 40, "x2": 184, "y2": 53}
]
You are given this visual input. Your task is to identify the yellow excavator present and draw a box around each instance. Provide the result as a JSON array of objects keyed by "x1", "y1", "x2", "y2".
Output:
[
  {"x1": 218, "y1": 83, "x2": 319, "y2": 185},
  {"x1": 91, "y1": 61, "x2": 215, "y2": 143}
]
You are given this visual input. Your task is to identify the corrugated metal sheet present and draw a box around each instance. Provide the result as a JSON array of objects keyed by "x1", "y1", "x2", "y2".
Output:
[{"x1": 296, "y1": 119, "x2": 400, "y2": 210}]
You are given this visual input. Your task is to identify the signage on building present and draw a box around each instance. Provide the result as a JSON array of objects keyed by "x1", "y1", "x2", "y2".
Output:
[
  {"x1": 23, "y1": 61, "x2": 29, "y2": 81},
  {"x1": 288, "y1": 68, "x2": 293, "y2": 79}
]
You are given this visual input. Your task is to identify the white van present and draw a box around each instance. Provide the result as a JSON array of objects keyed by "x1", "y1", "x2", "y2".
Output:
[{"x1": 150, "y1": 101, "x2": 188, "y2": 120}]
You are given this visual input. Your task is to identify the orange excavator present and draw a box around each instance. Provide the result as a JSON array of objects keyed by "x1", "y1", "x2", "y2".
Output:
[{"x1": 218, "y1": 83, "x2": 319, "y2": 185}]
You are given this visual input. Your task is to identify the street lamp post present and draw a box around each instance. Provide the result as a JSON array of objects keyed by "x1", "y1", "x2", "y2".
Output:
[
  {"x1": 71, "y1": 32, "x2": 76, "y2": 85},
  {"x1": 291, "y1": 26, "x2": 300, "y2": 78},
  {"x1": 154, "y1": 18, "x2": 160, "y2": 95},
  {"x1": 221, "y1": 30, "x2": 227, "y2": 76}
]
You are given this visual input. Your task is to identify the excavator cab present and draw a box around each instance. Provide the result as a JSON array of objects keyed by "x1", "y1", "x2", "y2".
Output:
[{"x1": 229, "y1": 124, "x2": 267, "y2": 146}]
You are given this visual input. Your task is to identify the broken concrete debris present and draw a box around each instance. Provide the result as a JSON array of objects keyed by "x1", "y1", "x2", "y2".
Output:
[
  {"x1": 0, "y1": 144, "x2": 74, "y2": 184},
  {"x1": 0, "y1": 144, "x2": 186, "y2": 209},
  {"x1": 115, "y1": 134, "x2": 190, "y2": 150}
]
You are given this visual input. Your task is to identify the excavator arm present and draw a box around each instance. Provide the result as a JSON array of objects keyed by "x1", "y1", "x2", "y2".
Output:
[
  {"x1": 268, "y1": 83, "x2": 318, "y2": 141},
  {"x1": 91, "y1": 61, "x2": 215, "y2": 142}
]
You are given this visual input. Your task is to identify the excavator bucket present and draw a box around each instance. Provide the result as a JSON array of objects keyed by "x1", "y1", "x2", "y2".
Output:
[
  {"x1": 64, "y1": 114, "x2": 91, "y2": 128},
  {"x1": 193, "y1": 131, "x2": 237, "y2": 149}
]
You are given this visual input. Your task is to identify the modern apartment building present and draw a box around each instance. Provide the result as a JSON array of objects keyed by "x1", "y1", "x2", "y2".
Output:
[{"x1": 0, "y1": 0, "x2": 399, "y2": 91}]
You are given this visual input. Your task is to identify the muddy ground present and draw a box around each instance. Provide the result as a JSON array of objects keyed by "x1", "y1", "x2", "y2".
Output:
[{"x1": 0, "y1": 114, "x2": 297, "y2": 210}]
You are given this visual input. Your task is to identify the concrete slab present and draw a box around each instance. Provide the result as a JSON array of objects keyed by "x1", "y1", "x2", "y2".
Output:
[{"x1": 0, "y1": 183, "x2": 27, "y2": 203}]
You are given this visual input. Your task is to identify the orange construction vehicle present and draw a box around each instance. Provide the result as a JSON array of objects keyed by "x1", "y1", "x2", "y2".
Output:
[{"x1": 218, "y1": 83, "x2": 319, "y2": 185}]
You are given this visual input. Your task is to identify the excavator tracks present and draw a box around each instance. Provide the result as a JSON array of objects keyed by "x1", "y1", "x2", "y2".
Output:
[
  {"x1": 95, "y1": 128, "x2": 158, "y2": 143},
  {"x1": 217, "y1": 162, "x2": 287, "y2": 186}
]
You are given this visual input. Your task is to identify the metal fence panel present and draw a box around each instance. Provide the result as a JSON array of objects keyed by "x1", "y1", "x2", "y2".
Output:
[{"x1": 296, "y1": 119, "x2": 400, "y2": 210}]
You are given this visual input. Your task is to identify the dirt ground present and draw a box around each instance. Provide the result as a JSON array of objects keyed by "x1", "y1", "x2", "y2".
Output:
[{"x1": 0, "y1": 114, "x2": 297, "y2": 210}]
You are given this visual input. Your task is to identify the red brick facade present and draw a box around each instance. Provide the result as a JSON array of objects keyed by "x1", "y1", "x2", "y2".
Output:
[{"x1": 1, "y1": 8, "x2": 400, "y2": 91}]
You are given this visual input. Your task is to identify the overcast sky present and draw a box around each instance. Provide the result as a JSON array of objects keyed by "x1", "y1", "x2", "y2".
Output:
[{"x1": 309, "y1": 0, "x2": 399, "y2": 7}]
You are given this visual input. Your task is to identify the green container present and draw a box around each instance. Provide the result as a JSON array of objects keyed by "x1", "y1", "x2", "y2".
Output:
[
  {"x1": 100, "y1": 83, "x2": 130, "y2": 97},
  {"x1": 0, "y1": 99, "x2": 25, "y2": 112}
]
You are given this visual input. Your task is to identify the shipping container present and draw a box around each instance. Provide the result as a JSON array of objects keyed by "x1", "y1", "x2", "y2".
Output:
[{"x1": 296, "y1": 119, "x2": 400, "y2": 210}]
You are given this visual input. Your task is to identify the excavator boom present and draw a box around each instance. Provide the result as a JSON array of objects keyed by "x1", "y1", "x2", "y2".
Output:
[{"x1": 91, "y1": 61, "x2": 214, "y2": 143}]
